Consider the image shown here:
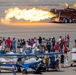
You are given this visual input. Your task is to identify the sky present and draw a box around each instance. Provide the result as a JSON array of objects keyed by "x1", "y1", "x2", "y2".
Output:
[{"x1": 0, "y1": 0, "x2": 76, "y2": 5}]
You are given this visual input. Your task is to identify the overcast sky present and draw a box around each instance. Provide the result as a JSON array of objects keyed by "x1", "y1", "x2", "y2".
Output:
[{"x1": 0, "y1": 0, "x2": 76, "y2": 5}]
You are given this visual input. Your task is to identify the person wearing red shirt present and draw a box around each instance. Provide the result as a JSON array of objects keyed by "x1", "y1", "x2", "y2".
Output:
[
  {"x1": 67, "y1": 34, "x2": 70, "y2": 39},
  {"x1": 54, "y1": 42, "x2": 60, "y2": 52},
  {"x1": 62, "y1": 39, "x2": 66, "y2": 45},
  {"x1": 63, "y1": 44, "x2": 68, "y2": 55},
  {"x1": 66, "y1": 34, "x2": 70, "y2": 47},
  {"x1": 6, "y1": 37, "x2": 12, "y2": 48}
]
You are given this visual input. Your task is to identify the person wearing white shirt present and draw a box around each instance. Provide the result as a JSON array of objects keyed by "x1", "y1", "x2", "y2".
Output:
[{"x1": 31, "y1": 42, "x2": 37, "y2": 54}]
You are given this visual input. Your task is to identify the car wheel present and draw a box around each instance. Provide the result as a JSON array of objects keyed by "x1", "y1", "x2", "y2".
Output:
[
  {"x1": 63, "y1": 18, "x2": 68, "y2": 23},
  {"x1": 68, "y1": 18, "x2": 72, "y2": 23}
]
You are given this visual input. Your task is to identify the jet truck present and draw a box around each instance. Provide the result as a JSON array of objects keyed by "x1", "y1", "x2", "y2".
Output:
[{"x1": 50, "y1": 7, "x2": 76, "y2": 23}]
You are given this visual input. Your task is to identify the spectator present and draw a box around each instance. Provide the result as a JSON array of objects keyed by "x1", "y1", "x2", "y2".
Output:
[
  {"x1": 6, "y1": 37, "x2": 12, "y2": 49},
  {"x1": 25, "y1": 47, "x2": 31, "y2": 54},
  {"x1": 52, "y1": 37, "x2": 56, "y2": 51},
  {"x1": 58, "y1": 36, "x2": 63, "y2": 52},
  {"x1": 46, "y1": 42, "x2": 51, "y2": 52},
  {"x1": 42, "y1": 37, "x2": 46, "y2": 45},
  {"x1": 12, "y1": 38, "x2": 16, "y2": 53},
  {"x1": 44, "y1": 49, "x2": 49, "y2": 71},
  {"x1": 58, "y1": 36, "x2": 62, "y2": 44},
  {"x1": 64, "y1": 55, "x2": 69, "y2": 68},
  {"x1": 17, "y1": 39, "x2": 21, "y2": 48},
  {"x1": 63, "y1": 44, "x2": 68, "y2": 55},
  {"x1": 38, "y1": 36, "x2": 42, "y2": 45},
  {"x1": 22, "y1": 39, "x2": 25, "y2": 46},
  {"x1": 60, "y1": 54, "x2": 64, "y2": 68},
  {"x1": 0, "y1": 44, "x2": 5, "y2": 54},
  {"x1": 60, "y1": 39, "x2": 64, "y2": 52},
  {"x1": 50, "y1": 55, "x2": 55, "y2": 69},
  {"x1": 22, "y1": 43, "x2": 27, "y2": 54},
  {"x1": 54, "y1": 42, "x2": 60, "y2": 52},
  {"x1": 62, "y1": 38, "x2": 66, "y2": 45},
  {"x1": 44, "y1": 56, "x2": 49, "y2": 71},
  {"x1": 20, "y1": 39, "x2": 23, "y2": 48},
  {"x1": 2, "y1": 37, "x2": 6, "y2": 48},
  {"x1": 31, "y1": 42, "x2": 37, "y2": 54},
  {"x1": 66, "y1": 34, "x2": 70, "y2": 47}
]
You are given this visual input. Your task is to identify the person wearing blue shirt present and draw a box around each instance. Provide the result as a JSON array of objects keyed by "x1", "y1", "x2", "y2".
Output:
[
  {"x1": 50, "y1": 55, "x2": 55, "y2": 69},
  {"x1": 25, "y1": 47, "x2": 31, "y2": 54},
  {"x1": 12, "y1": 38, "x2": 16, "y2": 53}
]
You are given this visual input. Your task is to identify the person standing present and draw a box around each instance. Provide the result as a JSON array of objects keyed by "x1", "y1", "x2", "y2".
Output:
[
  {"x1": 66, "y1": 34, "x2": 70, "y2": 47},
  {"x1": 46, "y1": 42, "x2": 51, "y2": 52},
  {"x1": 54, "y1": 42, "x2": 60, "y2": 52},
  {"x1": 6, "y1": 37, "x2": 12, "y2": 49},
  {"x1": 12, "y1": 38, "x2": 16, "y2": 53},
  {"x1": 64, "y1": 55, "x2": 69, "y2": 68},
  {"x1": 58, "y1": 36, "x2": 63, "y2": 52},
  {"x1": 17, "y1": 39, "x2": 21, "y2": 48},
  {"x1": 2, "y1": 37, "x2": 6, "y2": 48},
  {"x1": 44, "y1": 55, "x2": 49, "y2": 71},
  {"x1": 50, "y1": 55, "x2": 55, "y2": 69},
  {"x1": 63, "y1": 44, "x2": 68, "y2": 56},
  {"x1": 31, "y1": 42, "x2": 37, "y2": 54},
  {"x1": 38, "y1": 36, "x2": 42, "y2": 45},
  {"x1": 52, "y1": 37, "x2": 56, "y2": 51},
  {"x1": 60, "y1": 54, "x2": 64, "y2": 68}
]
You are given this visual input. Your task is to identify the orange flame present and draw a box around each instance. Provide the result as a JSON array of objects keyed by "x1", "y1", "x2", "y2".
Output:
[
  {"x1": 65, "y1": 3, "x2": 69, "y2": 8},
  {"x1": 73, "y1": 4, "x2": 76, "y2": 8},
  {"x1": 1, "y1": 7, "x2": 56, "y2": 23}
]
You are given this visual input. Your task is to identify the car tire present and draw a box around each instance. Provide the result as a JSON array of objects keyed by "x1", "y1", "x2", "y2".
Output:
[
  {"x1": 68, "y1": 18, "x2": 72, "y2": 23},
  {"x1": 63, "y1": 18, "x2": 68, "y2": 23}
]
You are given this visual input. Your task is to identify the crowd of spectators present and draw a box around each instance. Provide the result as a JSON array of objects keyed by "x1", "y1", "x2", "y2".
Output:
[
  {"x1": 0, "y1": 34, "x2": 70, "y2": 54},
  {"x1": 0, "y1": 34, "x2": 71, "y2": 68}
]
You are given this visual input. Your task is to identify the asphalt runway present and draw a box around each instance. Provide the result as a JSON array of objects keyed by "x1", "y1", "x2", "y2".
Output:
[
  {"x1": 0, "y1": 66, "x2": 76, "y2": 75},
  {"x1": 0, "y1": 0, "x2": 76, "y2": 75},
  {"x1": 0, "y1": 22, "x2": 76, "y2": 48},
  {"x1": 0, "y1": 22, "x2": 76, "y2": 75}
]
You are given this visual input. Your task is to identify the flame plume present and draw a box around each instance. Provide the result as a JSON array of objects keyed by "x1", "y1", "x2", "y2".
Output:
[
  {"x1": 1, "y1": 7, "x2": 56, "y2": 23},
  {"x1": 65, "y1": 3, "x2": 69, "y2": 8},
  {"x1": 73, "y1": 4, "x2": 76, "y2": 8}
]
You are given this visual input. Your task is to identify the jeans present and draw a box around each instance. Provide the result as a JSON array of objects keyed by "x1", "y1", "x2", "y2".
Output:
[{"x1": 12, "y1": 45, "x2": 16, "y2": 53}]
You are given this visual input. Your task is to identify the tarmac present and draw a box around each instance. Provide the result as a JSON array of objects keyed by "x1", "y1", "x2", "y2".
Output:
[
  {"x1": 0, "y1": 0, "x2": 76, "y2": 74},
  {"x1": 0, "y1": 22, "x2": 76, "y2": 75},
  {"x1": 0, "y1": 66, "x2": 76, "y2": 75}
]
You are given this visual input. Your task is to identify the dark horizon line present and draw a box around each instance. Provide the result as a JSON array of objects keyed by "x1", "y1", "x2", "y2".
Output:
[{"x1": 0, "y1": 3, "x2": 75, "y2": 6}]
